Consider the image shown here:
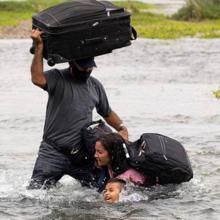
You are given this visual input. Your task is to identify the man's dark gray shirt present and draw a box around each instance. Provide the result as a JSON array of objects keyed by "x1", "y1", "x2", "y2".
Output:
[{"x1": 42, "y1": 68, "x2": 112, "y2": 150}]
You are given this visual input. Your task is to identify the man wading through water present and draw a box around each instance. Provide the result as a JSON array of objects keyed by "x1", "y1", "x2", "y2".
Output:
[{"x1": 28, "y1": 29, "x2": 128, "y2": 190}]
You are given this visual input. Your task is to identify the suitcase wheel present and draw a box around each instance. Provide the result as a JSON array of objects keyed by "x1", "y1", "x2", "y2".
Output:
[
  {"x1": 30, "y1": 46, "x2": 35, "y2": 54},
  {"x1": 47, "y1": 58, "x2": 55, "y2": 66}
]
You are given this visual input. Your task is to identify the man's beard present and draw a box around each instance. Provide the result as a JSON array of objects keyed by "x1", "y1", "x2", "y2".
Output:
[{"x1": 70, "y1": 64, "x2": 92, "y2": 82}]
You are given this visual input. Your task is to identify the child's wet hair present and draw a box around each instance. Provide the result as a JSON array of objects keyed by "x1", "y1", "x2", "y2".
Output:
[{"x1": 106, "y1": 178, "x2": 126, "y2": 187}]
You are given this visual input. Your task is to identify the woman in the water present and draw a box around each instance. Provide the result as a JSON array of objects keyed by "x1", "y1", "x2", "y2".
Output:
[{"x1": 94, "y1": 133, "x2": 154, "y2": 187}]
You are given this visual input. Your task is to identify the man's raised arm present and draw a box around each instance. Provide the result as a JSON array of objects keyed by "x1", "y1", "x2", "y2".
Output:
[{"x1": 30, "y1": 29, "x2": 46, "y2": 89}]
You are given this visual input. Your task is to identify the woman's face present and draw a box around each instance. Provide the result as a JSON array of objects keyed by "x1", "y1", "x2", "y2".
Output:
[{"x1": 94, "y1": 141, "x2": 111, "y2": 167}]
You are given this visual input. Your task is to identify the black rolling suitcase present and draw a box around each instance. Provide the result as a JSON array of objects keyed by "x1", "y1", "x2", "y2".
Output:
[
  {"x1": 30, "y1": 0, "x2": 137, "y2": 66},
  {"x1": 126, "y1": 133, "x2": 193, "y2": 185}
]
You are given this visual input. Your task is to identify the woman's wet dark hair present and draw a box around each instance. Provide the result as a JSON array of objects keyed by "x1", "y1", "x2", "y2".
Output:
[{"x1": 97, "y1": 133, "x2": 129, "y2": 174}]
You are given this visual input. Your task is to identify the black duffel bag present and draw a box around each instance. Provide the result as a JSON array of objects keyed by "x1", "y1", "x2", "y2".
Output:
[{"x1": 81, "y1": 119, "x2": 112, "y2": 159}]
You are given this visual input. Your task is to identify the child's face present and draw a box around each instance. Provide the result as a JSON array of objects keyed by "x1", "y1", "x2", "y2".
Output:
[
  {"x1": 104, "y1": 182, "x2": 122, "y2": 204},
  {"x1": 94, "y1": 141, "x2": 110, "y2": 167}
]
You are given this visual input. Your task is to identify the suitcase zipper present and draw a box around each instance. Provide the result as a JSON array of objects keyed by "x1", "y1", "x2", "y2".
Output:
[
  {"x1": 123, "y1": 143, "x2": 130, "y2": 158},
  {"x1": 162, "y1": 137, "x2": 168, "y2": 160},
  {"x1": 159, "y1": 136, "x2": 168, "y2": 160},
  {"x1": 138, "y1": 140, "x2": 146, "y2": 157}
]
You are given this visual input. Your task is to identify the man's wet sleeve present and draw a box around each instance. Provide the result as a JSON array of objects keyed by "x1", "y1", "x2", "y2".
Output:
[{"x1": 96, "y1": 82, "x2": 112, "y2": 118}]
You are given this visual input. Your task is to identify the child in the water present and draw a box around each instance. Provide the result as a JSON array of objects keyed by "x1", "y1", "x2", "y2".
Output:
[{"x1": 103, "y1": 178, "x2": 126, "y2": 204}]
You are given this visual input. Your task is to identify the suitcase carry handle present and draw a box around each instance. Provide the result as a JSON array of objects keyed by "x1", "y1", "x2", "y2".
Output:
[
  {"x1": 130, "y1": 26, "x2": 137, "y2": 40},
  {"x1": 82, "y1": 37, "x2": 105, "y2": 45}
]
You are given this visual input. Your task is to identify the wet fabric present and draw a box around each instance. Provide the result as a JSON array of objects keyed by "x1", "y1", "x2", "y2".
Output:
[
  {"x1": 28, "y1": 142, "x2": 102, "y2": 189},
  {"x1": 42, "y1": 68, "x2": 112, "y2": 152},
  {"x1": 28, "y1": 68, "x2": 112, "y2": 189},
  {"x1": 116, "y1": 168, "x2": 153, "y2": 187}
]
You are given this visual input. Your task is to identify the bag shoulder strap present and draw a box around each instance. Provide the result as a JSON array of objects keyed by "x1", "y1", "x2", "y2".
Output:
[{"x1": 130, "y1": 26, "x2": 137, "y2": 40}]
